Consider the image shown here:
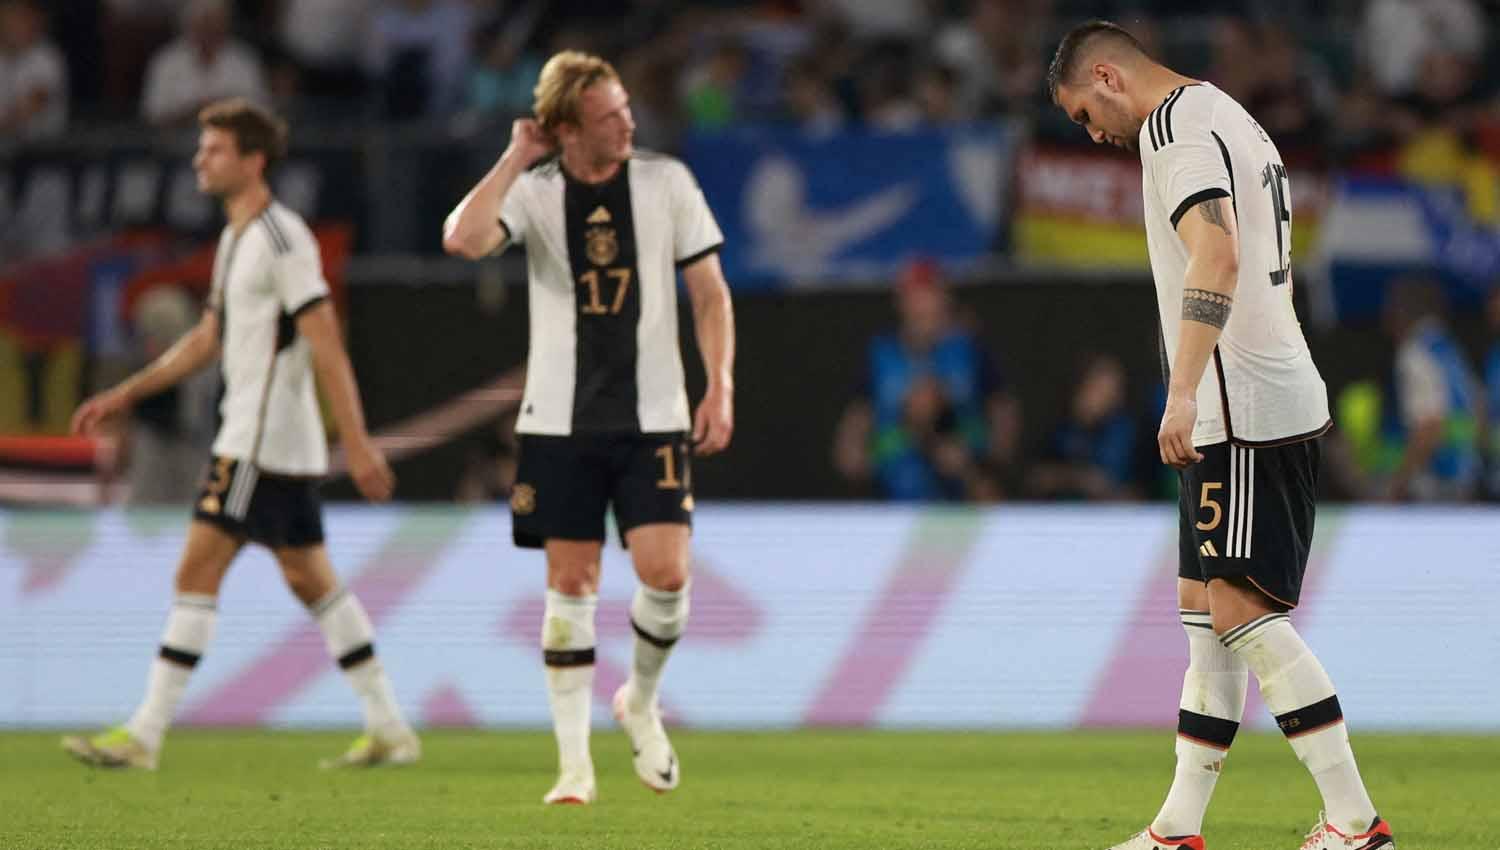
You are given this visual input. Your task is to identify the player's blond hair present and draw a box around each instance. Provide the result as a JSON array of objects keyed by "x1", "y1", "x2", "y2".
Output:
[{"x1": 533, "y1": 51, "x2": 620, "y2": 136}]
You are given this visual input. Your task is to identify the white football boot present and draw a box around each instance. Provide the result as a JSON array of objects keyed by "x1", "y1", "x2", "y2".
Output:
[
  {"x1": 543, "y1": 768, "x2": 598, "y2": 805},
  {"x1": 61, "y1": 726, "x2": 158, "y2": 770},
  {"x1": 1299, "y1": 812, "x2": 1396, "y2": 850},
  {"x1": 612, "y1": 683, "x2": 679, "y2": 793},
  {"x1": 1103, "y1": 828, "x2": 1206, "y2": 850},
  {"x1": 320, "y1": 727, "x2": 422, "y2": 768}
]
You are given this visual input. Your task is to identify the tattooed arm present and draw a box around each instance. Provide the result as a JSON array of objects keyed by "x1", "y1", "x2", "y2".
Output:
[{"x1": 1159, "y1": 194, "x2": 1241, "y2": 468}]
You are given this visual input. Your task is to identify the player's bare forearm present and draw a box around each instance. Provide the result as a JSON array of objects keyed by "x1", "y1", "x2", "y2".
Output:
[
  {"x1": 118, "y1": 312, "x2": 221, "y2": 404},
  {"x1": 684, "y1": 255, "x2": 735, "y2": 392},
  {"x1": 443, "y1": 153, "x2": 527, "y2": 259},
  {"x1": 1160, "y1": 196, "x2": 1239, "y2": 467},
  {"x1": 683, "y1": 254, "x2": 735, "y2": 453},
  {"x1": 1169, "y1": 197, "x2": 1240, "y2": 396},
  {"x1": 444, "y1": 119, "x2": 554, "y2": 260},
  {"x1": 299, "y1": 302, "x2": 395, "y2": 500},
  {"x1": 297, "y1": 302, "x2": 371, "y2": 443}
]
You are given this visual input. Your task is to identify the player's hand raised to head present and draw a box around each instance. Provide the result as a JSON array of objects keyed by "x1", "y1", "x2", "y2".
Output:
[
  {"x1": 692, "y1": 385, "x2": 734, "y2": 456},
  {"x1": 71, "y1": 388, "x2": 131, "y2": 436},
  {"x1": 1158, "y1": 391, "x2": 1204, "y2": 469},
  {"x1": 506, "y1": 118, "x2": 554, "y2": 168},
  {"x1": 347, "y1": 436, "x2": 396, "y2": 502}
]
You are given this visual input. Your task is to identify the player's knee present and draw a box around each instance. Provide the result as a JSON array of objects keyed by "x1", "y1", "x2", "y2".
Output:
[
  {"x1": 636, "y1": 559, "x2": 688, "y2": 592},
  {"x1": 548, "y1": 567, "x2": 597, "y2": 597},
  {"x1": 278, "y1": 562, "x2": 323, "y2": 604}
]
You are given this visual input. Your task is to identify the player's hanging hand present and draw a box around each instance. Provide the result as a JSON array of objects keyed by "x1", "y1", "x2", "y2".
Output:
[
  {"x1": 692, "y1": 384, "x2": 734, "y2": 456},
  {"x1": 506, "y1": 118, "x2": 554, "y2": 168},
  {"x1": 71, "y1": 388, "x2": 131, "y2": 436},
  {"x1": 1158, "y1": 391, "x2": 1204, "y2": 469},
  {"x1": 346, "y1": 435, "x2": 396, "y2": 502}
]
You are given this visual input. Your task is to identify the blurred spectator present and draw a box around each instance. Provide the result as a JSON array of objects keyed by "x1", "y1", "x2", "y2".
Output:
[
  {"x1": 618, "y1": 48, "x2": 683, "y2": 151},
  {"x1": 1028, "y1": 353, "x2": 1141, "y2": 501},
  {"x1": 812, "y1": 0, "x2": 931, "y2": 41},
  {"x1": 1244, "y1": 22, "x2": 1335, "y2": 165},
  {"x1": 278, "y1": 0, "x2": 371, "y2": 102},
  {"x1": 124, "y1": 286, "x2": 217, "y2": 504},
  {"x1": 465, "y1": 13, "x2": 542, "y2": 118},
  {"x1": 933, "y1": 0, "x2": 1047, "y2": 118},
  {"x1": 914, "y1": 61, "x2": 963, "y2": 125},
  {"x1": 1360, "y1": 0, "x2": 1485, "y2": 98},
  {"x1": 141, "y1": 0, "x2": 269, "y2": 126},
  {"x1": 855, "y1": 41, "x2": 922, "y2": 131},
  {"x1": 833, "y1": 259, "x2": 1020, "y2": 501},
  {"x1": 1484, "y1": 286, "x2": 1500, "y2": 499},
  {"x1": 1382, "y1": 278, "x2": 1482, "y2": 501},
  {"x1": 0, "y1": 0, "x2": 66, "y2": 140},
  {"x1": 783, "y1": 53, "x2": 846, "y2": 135},
  {"x1": 364, "y1": 0, "x2": 474, "y2": 119},
  {"x1": 682, "y1": 38, "x2": 749, "y2": 130},
  {"x1": 1206, "y1": 15, "x2": 1261, "y2": 105}
]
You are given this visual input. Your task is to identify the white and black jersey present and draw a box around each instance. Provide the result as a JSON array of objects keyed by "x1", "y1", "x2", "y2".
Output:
[
  {"x1": 1139, "y1": 83, "x2": 1331, "y2": 447},
  {"x1": 499, "y1": 152, "x2": 724, "y2": 436},
  {"x1": 208, "y1": 201, "x2": 331, "y2": 476}
]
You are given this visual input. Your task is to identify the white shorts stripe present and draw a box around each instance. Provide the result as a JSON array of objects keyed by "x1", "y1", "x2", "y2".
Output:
[
  {"x1": 1244, "y1": 447, "x2": 1256, "y2": 558},
  {"x1": 1227, "y1": 445, "x2": 1241, "y2": 557},
  {"x1": 226, "y1": 462, "x2": 258, "y2": 519}
]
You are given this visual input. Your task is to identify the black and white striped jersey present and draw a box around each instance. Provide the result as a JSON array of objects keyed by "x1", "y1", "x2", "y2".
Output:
[
  {"x1": 1139, "y1": 82, "x2": 1330, "y2": 447},
  {"x1": 499, "y1": 152, "x2": 723, "y2": 436},
  {"x1": 208, "y1": 201, "x2": 331, "y2": 475}
]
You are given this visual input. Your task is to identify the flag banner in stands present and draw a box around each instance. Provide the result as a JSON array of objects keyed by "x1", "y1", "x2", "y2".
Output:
[{"x1": 684, "y1": 123, "x2": 1018, "y2": 289}]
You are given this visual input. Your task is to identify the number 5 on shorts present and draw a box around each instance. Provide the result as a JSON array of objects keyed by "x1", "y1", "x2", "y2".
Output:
[{"x1": 1196, "y1": 482, "x2": 1224, "y2": 531}]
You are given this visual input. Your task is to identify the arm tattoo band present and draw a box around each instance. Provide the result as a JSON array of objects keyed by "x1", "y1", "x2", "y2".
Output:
[
  {"x1": 1182, "y1": 288, "x2": 1232, "y2": 329},
  {"x1": 1198, "y1": 198, "x2": 1231, "y2": 235}
]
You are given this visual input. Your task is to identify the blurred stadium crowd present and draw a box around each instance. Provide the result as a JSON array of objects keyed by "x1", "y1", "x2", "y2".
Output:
[
  {"x1": 3, "y1": 0, "x2": 1496, "y2": 152},
  {"x1": 5, "y1": 0, "x2": 1500, "y2": 506}
]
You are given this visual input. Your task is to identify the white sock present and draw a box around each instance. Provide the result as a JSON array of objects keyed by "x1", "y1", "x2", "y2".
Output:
[
  {"x1": 542, "y1": 590, "x2": 596, "y2": 776},
  {"x1": 126, "y1": 593, "x2": 217, "y2": 751},
  {"x1": 1151, "y1": 610, "x2": 1248, "y2": 838},
  {"x1": 1222, "y1": 613, "x2": 1378, "y2": 836},
  {"x1": 313, "y1": 588, "x2": 407, "y2": 737},
  {"x1": 626, "y1": 583, "x2": 689, "y2": 709}
]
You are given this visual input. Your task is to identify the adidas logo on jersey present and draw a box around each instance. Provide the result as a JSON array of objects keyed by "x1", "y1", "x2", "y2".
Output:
[
  {"x1": 1198, "y1": 540, "x2": 1219, "y2": 558},
  {"x1": 587, "y1": 206, "x2": 612, "y2": 224}
]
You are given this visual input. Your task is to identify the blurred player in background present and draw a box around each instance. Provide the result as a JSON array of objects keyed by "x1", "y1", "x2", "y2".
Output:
[
  {"x1": 62, "y1": 98, "x2": 418, "y2": 771},
  {"x1": 1050, "y1": 22, "x2": 1395, "y2": 850},
  {"x1": 444, "y1": 51, "x2": 734, "y2": 805}
]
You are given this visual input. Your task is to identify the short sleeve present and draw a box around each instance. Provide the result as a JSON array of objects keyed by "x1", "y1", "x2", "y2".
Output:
[
  {"x1": 499, "y1": 179, "x2": 529, "y2": 246},
  {"x1": 1149, "y1": 102, "x2": 1232, "y2": 231},
  {"x1": 670, "y1": 161, "x2": 724, "y2": 268},
  {"x1": 271, "y1": 242, "x2": 331, "y2": 317}
]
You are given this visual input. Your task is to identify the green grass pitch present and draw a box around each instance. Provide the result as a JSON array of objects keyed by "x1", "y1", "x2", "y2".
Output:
[{"x1": 1, "y1": 730, "x2": 1494, "y2": 848}]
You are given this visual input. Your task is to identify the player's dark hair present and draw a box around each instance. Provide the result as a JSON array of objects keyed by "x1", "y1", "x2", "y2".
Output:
[
  {"x1": 1047, "y1": 20, "x2": 1147, "y2": 103},
  {"x1": 198, "y1": 97, "x2": 288, "y2": 168}
]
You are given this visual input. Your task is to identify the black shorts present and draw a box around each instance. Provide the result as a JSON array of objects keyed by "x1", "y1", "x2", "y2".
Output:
[
  {"x1": 1177, "y1": 438, "x2": 1320, "y2": 608},
  {"x1": 511, "y1": 432, "x2": 693, "y2": 549},
  {"x1": 192, "y1": 455, "x2": 325, "y2": 549}
]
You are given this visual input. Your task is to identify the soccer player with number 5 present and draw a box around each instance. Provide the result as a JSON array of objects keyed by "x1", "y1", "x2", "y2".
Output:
[
  {"x1": 444, "y1": 51, "x2": 734, "y2": 805},
  {"x1": 1048, "y1": 21, "x2": 1395, "y2": 850}
]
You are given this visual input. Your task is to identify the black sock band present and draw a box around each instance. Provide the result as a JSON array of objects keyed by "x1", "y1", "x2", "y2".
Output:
[
  {"x1": 630, "y1": 618, "x2": 680, "y2": 650},
  {"x1": 1275, "y1": 694, "x2": 1344, "y2": 739},
  {"x1": 1177, "y1": 709, "x2": 1240, "y2": 750},
  {"x1": 159, "y1": 645, "x2": 201, "y2": 668},
  {"x1": 543, "y1": 648, "x2": 596, "y2": 667}
]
